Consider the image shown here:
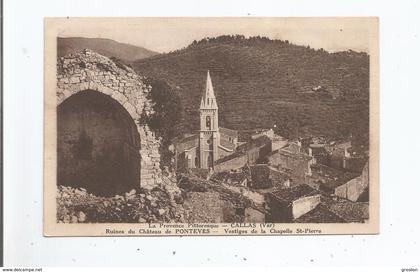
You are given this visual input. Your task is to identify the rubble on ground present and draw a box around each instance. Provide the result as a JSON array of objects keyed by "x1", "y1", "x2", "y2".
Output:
[{"x1": 56, "y1": 183, "x2": 185, "y2": 223}]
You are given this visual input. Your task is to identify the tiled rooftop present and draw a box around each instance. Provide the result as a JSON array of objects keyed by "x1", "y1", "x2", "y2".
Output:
[
  {"x1": 311, "y1": 164, "x2": 360, "y2": 189},
  {"x1": 269, "y1": 184, "x2": 319, "y2": 203},
  {"x1": 294, "y1": 204, "x2": 346, "y2": 223}
]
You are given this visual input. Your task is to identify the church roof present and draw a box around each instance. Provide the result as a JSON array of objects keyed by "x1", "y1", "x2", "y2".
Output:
[
  {"x1": 200, "y1": 70, "x2": 218, "y2": 109},
  {"x1": 174, "y1": 134, "x2": 199, "y2": 152},
  {"x1": 220, "y1": 138, "x2": 236, "y2": 151},
  {"x1": 220, "y1": 127, "x2": 238, "y2": 138}
]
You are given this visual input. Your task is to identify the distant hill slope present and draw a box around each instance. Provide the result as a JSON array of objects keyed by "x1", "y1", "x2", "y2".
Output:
[
  {"x1": 57, "y1": 37, "x2": 158, "y2": 63},
  {"x1": 133, "y1": 35, "x2": 370, "y2": 143}
]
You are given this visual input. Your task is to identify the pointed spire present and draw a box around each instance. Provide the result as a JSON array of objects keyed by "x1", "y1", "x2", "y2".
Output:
[
  {"x1": 201, "y1": 70, "x2": 218, "y2": 109},
  {"x1": 206, "y1": 70, "x2": 215, "y2": 98}
]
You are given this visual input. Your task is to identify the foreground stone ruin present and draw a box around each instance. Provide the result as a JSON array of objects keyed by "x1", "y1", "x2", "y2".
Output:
[{"x1": 57, "y1": 49, "x2": 164, "y2": 193}]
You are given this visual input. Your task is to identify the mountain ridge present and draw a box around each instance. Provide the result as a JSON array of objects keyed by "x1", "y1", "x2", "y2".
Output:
[
  {"x1": 132, "y1": 36, "x2": 369, "y2": 144},
  {"x1": 57, "y1": 37, "x2": 158, "y2": 63}
]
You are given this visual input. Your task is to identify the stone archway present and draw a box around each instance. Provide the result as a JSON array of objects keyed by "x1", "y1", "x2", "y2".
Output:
[
  {"x1": 56, "y1": 49, "x2": 164, "y2": 192},
  {"x1": 57, "y1": 90, "x2": 141, "y2": 196}
]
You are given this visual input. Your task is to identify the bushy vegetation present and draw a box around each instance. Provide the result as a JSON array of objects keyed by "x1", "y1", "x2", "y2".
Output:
[
  {"x1": 143, "y1": 78, "x2": 184, "y2": 169},
  {"x1": 133, "y1": 35, "x2": 369, "y2": 146}
]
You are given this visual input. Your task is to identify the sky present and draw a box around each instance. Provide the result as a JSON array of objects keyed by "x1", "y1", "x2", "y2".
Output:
[{"x1": 55, "y1": 17, "x2": 375, "y2": 53}]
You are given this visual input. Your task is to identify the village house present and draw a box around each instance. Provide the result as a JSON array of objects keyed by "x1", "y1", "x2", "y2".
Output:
[
  {"x1": 328, "y1": 140, "x2": 352, "y2": 169},
  {"x1": 249, "y1": 164, "x2": 291, "y2": 190},
  {"x1": 318, "y1": 161, "x2": 369, "y2": 202},
  {"x1": 284, "y1": 140, "x2": 303, "y2": 154},
  {"x1": 267, "y1": 146, "x2": 313, "y2": 183},
  {"x1": 343, "y1": 155, "x2": 369, "y2": 173},
  {"x1": 211, "y1": 168, "x2": 249, "y2": 187},
  {"x1": 305, "y1": 139, "x2": 368, "y2": 174},
  {"x1": 251, "y1": 128, "x2": 275, "y2": 140},
  {"x1": 237, "y1": 135, "x2": 272, "y2": 163},
  {"x1": 308, "y1": 143, "x2": 330, "y2": 165},
  {"x1": 265, "y1": 184, "x2": 321, "y2": 222},
  {"x1": 271, "y1": 134, "x2": 289, "y2": 152},
  {"x1": 294, "y1": 193, "x2": 369, "y2": 223}
]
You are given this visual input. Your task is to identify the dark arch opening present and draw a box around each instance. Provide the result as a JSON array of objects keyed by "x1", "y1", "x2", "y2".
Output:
[
  {"x1": 57, "y1": 90, "x2": 140, "y2": 196},
  {"x1": 194, "y1": 156, "x2": 199, "y2": 168},
  {"x1": 207, "y1": 154, "x2": 213, "y2": 168}
]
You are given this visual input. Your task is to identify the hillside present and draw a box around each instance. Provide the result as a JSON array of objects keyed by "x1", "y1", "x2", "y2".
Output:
[
  {"x1": 57, "y1": 37, "x2": 158, "y2": 63},
  {"x1": 132, "y1": 35, "x2": 370, "y2": 144}
]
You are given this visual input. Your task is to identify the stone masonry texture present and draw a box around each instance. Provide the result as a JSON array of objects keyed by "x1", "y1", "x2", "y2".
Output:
[{"x1": 56, "y1": 49, "x2": 163, "y2": 191}]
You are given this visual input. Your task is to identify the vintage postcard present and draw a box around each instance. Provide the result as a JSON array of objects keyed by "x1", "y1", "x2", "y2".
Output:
[{"x1": 44, "y1": 17, "x2": 379, "y2": 236}]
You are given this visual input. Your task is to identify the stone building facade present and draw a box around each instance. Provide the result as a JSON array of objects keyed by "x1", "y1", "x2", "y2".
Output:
[
  {"x1": 267, "y1": 147, "x2": 312, "y2": 183},
  {"x1": 319, "y1": 161, "x2": 369, "y2": 202},
  {"x1": 329, "y1": 141, "x2": 352, "y2": 169},
  {"x1": 249, "y1": 164, "x2": 291, "y2": 190},
  {"x1": 173, "y1": 71, "x2": 239, "y2": 170},
  {"x1": 199, "y1": 71, "x2": 220, "y2": 169},
  {"x1": 56, "y1": 49, "x2": 163, "y2": 194}
]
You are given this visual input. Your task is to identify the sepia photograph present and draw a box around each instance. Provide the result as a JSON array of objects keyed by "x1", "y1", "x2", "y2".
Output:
[
  {"x1": 7, "y1": 0, "x2": 420, "y2": 268},
  {"x1": 43, "y1": 17, "x2": 379, "y2": 235}
]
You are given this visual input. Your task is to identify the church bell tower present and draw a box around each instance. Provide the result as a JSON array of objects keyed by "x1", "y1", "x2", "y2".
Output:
[{"x1": 199, "y1": 70, "x2": 220, "y2": 169}]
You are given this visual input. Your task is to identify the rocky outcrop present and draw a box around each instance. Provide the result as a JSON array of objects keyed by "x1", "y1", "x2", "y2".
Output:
[{"x1": 56, "y1": 49, "x2": 163, "y2": 189}]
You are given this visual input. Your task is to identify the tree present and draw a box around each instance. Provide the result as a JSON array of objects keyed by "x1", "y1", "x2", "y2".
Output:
[{"x1": 144, "y1": 78, "x2": 183, "y2": 169}]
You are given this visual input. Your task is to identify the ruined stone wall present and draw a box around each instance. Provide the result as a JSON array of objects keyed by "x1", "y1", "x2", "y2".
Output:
[{"x1": 56, "y1": 49, "x2": 163, "y2": 190}]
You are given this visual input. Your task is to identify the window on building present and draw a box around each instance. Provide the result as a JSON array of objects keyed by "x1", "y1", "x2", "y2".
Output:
[
  {"x1": 206, "y1": 116, "x2": 211, "y2": 129},
  {"x1": 195, "y1": 157, "x2": 199, "y2": 168}
]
